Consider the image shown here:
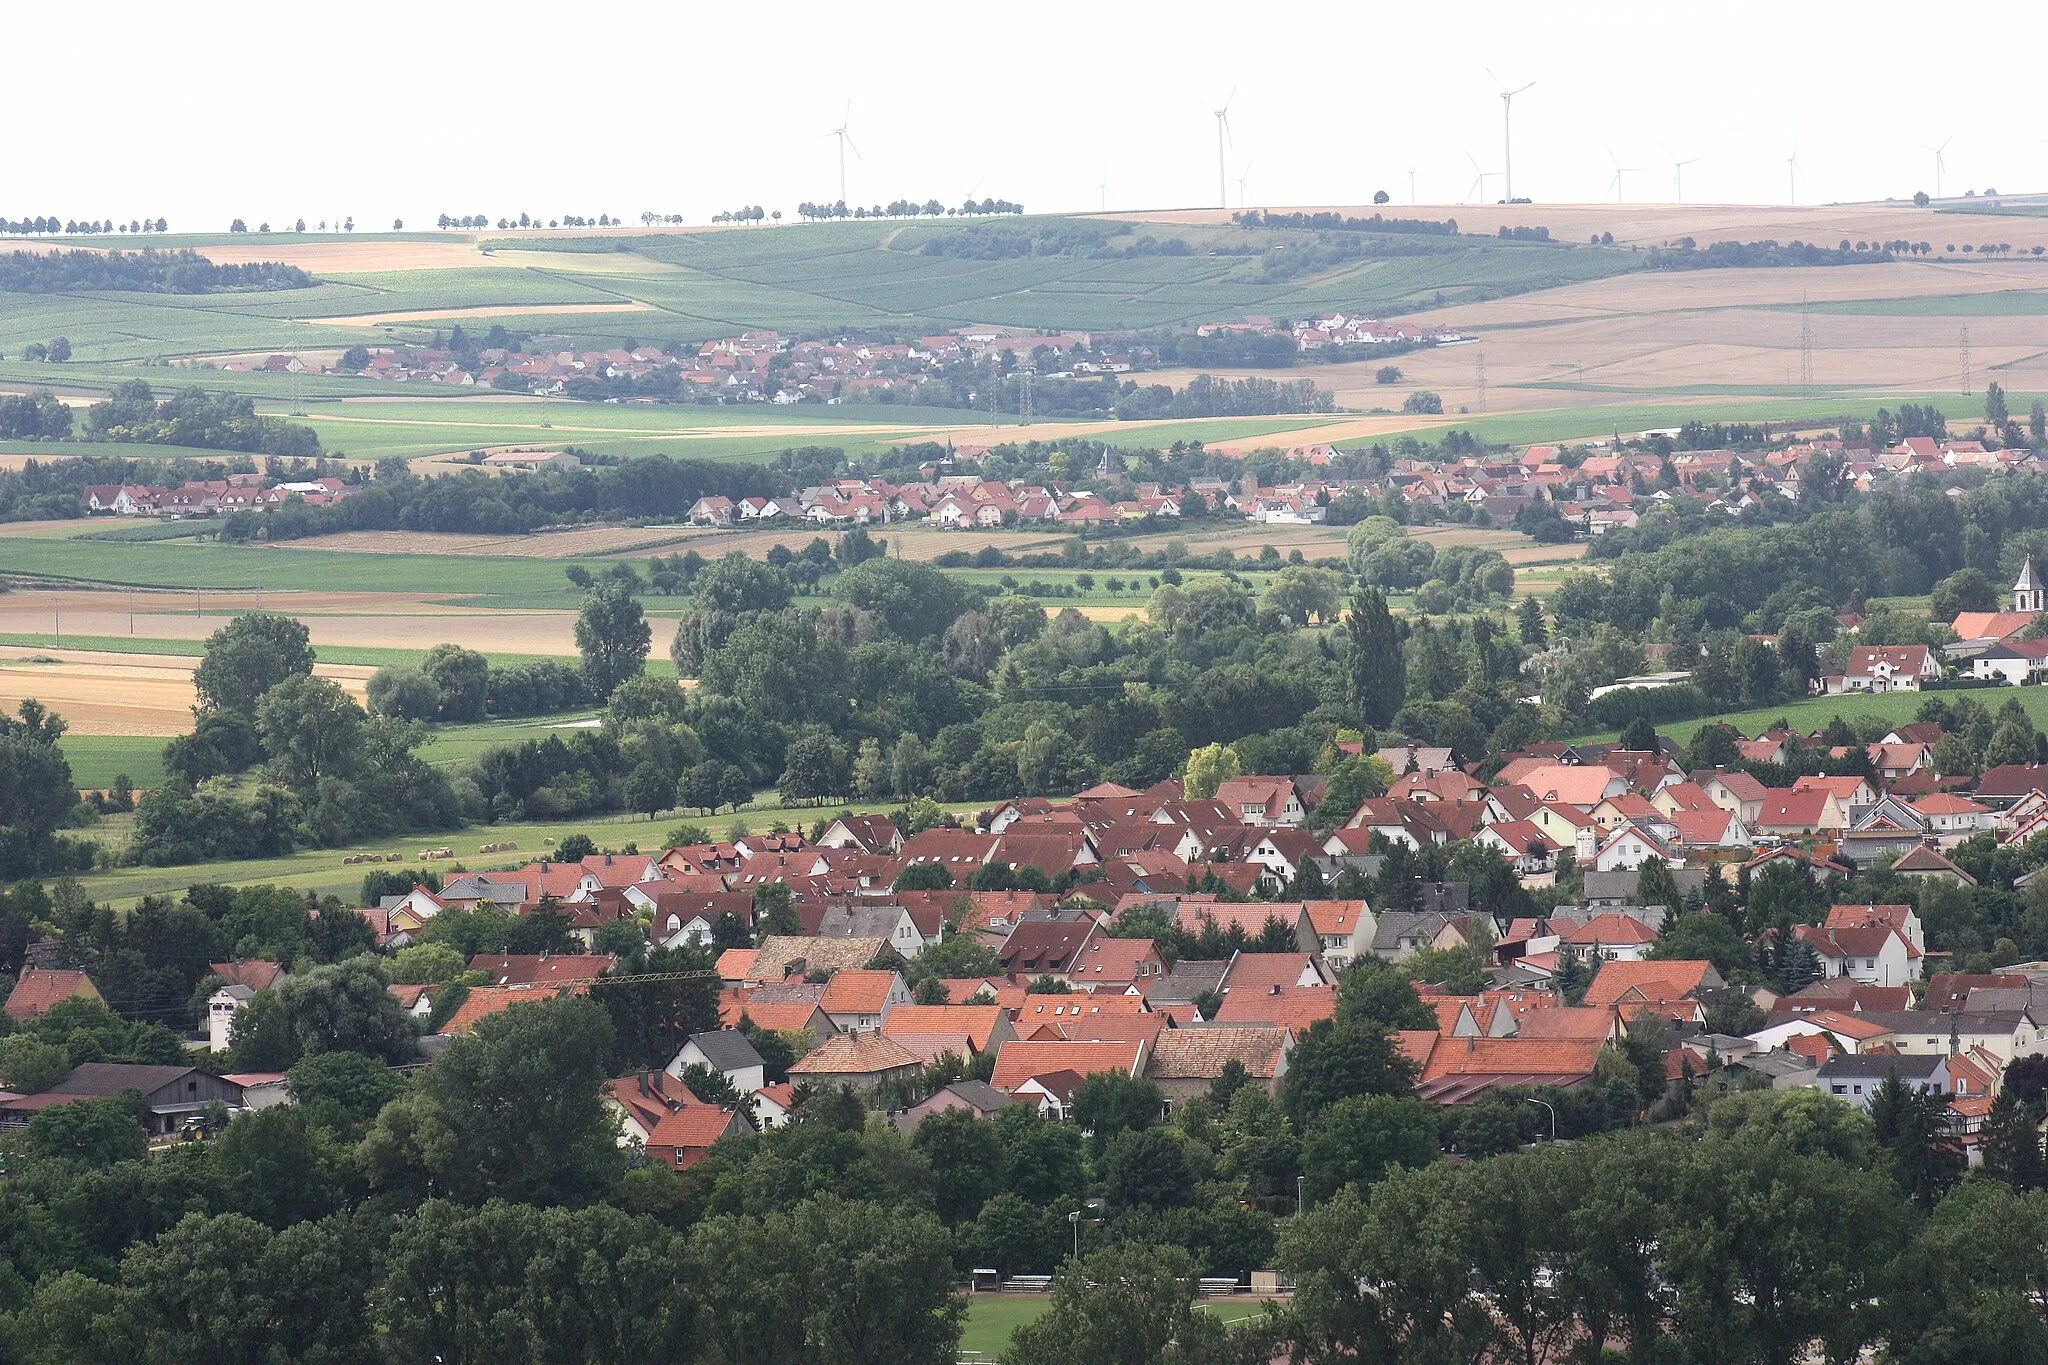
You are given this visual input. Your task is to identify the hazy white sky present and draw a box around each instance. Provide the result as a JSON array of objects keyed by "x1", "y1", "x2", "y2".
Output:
[{"x1": 12, "y1": 2, "x2": 2048, "y2": 231}]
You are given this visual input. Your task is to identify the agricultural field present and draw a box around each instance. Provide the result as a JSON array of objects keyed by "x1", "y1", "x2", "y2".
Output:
[
  {"x1": 1574, "y1": 684, "x2": 2048, "y2": 748},
  {"x1": 67, "y1": 791, "x2": 987, "y2": 909}
]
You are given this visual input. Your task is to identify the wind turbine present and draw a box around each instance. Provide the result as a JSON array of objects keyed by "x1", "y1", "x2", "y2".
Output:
[
  {"x1": 1487, "y1": 68, "x2": 1535, "y2": 202},
  {"x1": 1671, "y1": 153, "x2": 1703, "y2": 203},
  {"x1": 830, "y1": 101, "x2": 859, "y2": 206},
  {"x1": 1465, "y1": 152, "x2": 1498, "y2": 204},
  {"x1": 1097, "y1": 166, "x2": 1110, "y2": 212},
  {"x1": 1213, "y1": 88, "x2": 1235, "y2": 210},
  {"x1": 1233, "y1": 159, "x2": 1254, "y2": 210},
  {"x1": 1784, "y1": 137, "x2": 1801, "y2": 206},
  {"x1": 1607, "y1": 150, "x2": 1643, "y2": 204},
  {"x1": 1407, "y1": 166, "x2": 1417, "y2": 205},
  {"x1": 1923, "y1": 137, "x2": 1951, "y2": 200}
]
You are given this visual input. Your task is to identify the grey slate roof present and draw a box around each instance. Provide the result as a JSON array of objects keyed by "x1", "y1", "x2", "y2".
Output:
[
  {"x1": 1818, "y1": 1052, "x2": 1945, "y2": 1080},
  {"x1": 49, "y1": 1063, "x2": 197, "y2": 1097},
  {"x1": 684, "y1": 1029, "x2": 765, "y2": 1072},
  {"x1": 1143, "y1": 959, "x2": 1229, "y2": 1004}
]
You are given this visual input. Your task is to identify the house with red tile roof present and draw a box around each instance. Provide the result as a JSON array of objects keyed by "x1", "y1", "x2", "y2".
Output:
[
  {"x1": 4, "y1": 969, "x2": 102, "y2": 1022},
  {"x1": 818, "y1": 970, "x2": 910, "y2": 1031},
  {"x1": 467, "y1": 953, "x2": 614, "y2": 987},
  {"x1": 1699, "y1": 770, "x2": 1769, "y2": 824},
  {"x1": 1509, "y1": 764, "x2": 1628, "y2": 811},
  {"x1": 1911, "y1": 793, "x2": 1994, "y2": 840},
  {"x1": 1556, "y1": 913, "x2": 1659, "y2": 961},
  {"x1": 1213, "y1": 776, "x2": 1306, "y2": 826},
  {"x1": 1581, "y1": 960, "x2": 1722, "y2": 1011},
  {"x1": 1833, "y1": 644, "x2": 1941, "y2": 693},
  {"x1": 998, "y1": 913, "x2": 1099, "y2": 982},
  {"x1": 439, "y1": 982, "x2": 589, "y2": 1034},
  {"x1": 989, "y1": 1038, "x2": 1149, "y2": 1094},
  {"x1": 1410, "y1": 1034, "x2": 1606, "y2": 1103},
  {"x1": 1063, "y1": 937, "x2": 1167, "y2": 994},
  {"x1": 1825, "y1": 903, "x2": 1925, "y2": 954},
  {"x1": 898, "y1": 828, "x2": 1002, "y2": 872},
  {"x1": 718, "y1": 989, "x2": 835, "y2": 1037},
  {"x1": 1301, "y1": 900, "x2": 1374, "y2": 965},
  {"x1": 1891, "y1": 844, "x2": 1977, "y2": 885},
  {"x1": 880, "y1": 1005, "x2": 1016, "y2": 1055},
  {"x1": 1752, "y1": 788, "x2": 1845, "y2": 838},
  {"x1": 1211, "y1": 985, "x2": 1338, "y2": 1032},
  {"x1": 1172, "y1": 901, "x2": 1316, "y2": 954}
]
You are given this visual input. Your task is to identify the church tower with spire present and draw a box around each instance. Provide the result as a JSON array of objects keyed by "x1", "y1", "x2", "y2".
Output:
[{"x1": 2016, "y1": 556, "x2": 2044, "y2": 614}]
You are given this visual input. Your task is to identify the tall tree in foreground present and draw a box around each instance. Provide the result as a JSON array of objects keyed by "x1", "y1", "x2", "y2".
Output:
[
  {"x1": 575, "y1": 579, "x2": 652, "y2": 700},
  {"x1": 1344, "y1": 589, "x2": 1405, "y2": 728}
]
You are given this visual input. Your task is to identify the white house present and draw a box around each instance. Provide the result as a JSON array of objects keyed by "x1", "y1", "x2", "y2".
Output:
[
  {"x1": 1591, "y1": 825, "x2": 1681, "y2": 872},
  {"x1": 1816, "y1": 1053, "x2": 1950, "y2": 1111},
  {"x1": 208, "y1": 985, "x2": 255, "y2": 1052},
  {"x1": 666, "y1": 1029, "x2": 767, "y2": 1094},
  {"x1": 1833, "y1": 645, "x2": 1942, "y2": 693},
  {"x1": 1792, "y1": 921, "x2": 1921, "y2": 987}
]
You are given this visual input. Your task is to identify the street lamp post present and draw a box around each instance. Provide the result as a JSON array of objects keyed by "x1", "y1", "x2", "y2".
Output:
[
  {"x1": 1297, "y1": 1175, "x2": 1306, "y2": 1215},
  {"x1": 1526, "y1": 1096, "x2": 1557, "y2": 1143}
]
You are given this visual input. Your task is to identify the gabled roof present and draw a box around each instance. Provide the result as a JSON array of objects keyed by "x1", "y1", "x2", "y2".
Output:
[
  {"x1": 440, "y1": 983, "x2": 588, "y2": 1033},
  {"x1": 1000, "y1": 916, "x2": 1096, "y2": 974},
  {"x1": 1891, "y1": 845, "x2": 1976, "y2": 882},
  {"x1": 990, "y1": 1039, "x2": 1145, "y2": 1092},
  {"x1": 4, "y1": 968, "x2": 100, "y2": 1021},
  {"x1": 787, "y1": 1031, "x2": 921, "y2": 1078},
  {"x1": 819, "y1": 970, "x2": 902, "y2": 1016},
  {"x1": 1145, "y1": 1026, "x2": 1290, "y2": 1081},
  {"x1": 683, "y1": 1029, "x2": 765, "y2": 1072},
  {"x1": 1580, "y1": 960, "x2": 1715, "y2": 1009},
  {"x1": 1221, "y1": 952, "x2": 1329, "y2": 995},
  {"x1": 881, "y1": 1005, "x2": 1008, "y2": 1053},
  {"x1": 747, "y1": 935, "x2": 890, "y2": 980},
  {"x1": 467, "y1": 953, "x2": 614, "y2": 986},
  {"x1": 1753, "y1": 789, "x2": 1834, "y2": 827},
  {"x1": 209, "y1": 959, "x2": 285, "y2": 991}
]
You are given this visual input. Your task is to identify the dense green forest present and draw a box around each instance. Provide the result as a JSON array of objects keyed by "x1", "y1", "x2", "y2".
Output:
[{"x1": 0, "y1": 249, "x2": 312, "y2": 294}]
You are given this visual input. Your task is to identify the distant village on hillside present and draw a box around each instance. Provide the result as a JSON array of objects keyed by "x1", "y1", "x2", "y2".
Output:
[{"x1": 210, "y1": 314, "x2": 1464, "y2": 402}]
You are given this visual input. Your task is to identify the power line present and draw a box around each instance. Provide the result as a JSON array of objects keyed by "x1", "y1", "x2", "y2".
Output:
[
  {"x1": 1960, "y1": 325, "x2": 1973, "y2": 397},
  {"x1": 1473, "y1": 350, "x2": 1487, "y2": 413}
]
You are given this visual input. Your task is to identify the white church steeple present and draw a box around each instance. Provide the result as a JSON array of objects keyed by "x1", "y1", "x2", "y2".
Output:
[{"x1": 2016, "y1": 556, "x2": 2044, "y2": 614}]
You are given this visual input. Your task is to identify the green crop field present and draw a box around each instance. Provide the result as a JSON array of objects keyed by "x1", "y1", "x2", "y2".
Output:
[
  {"x1": 0, "y1": 535, "x2": 599, "y2": 594},
  {"x1": 1575, "y1": 683, "x2": 2048, "y2": 747},
  {"x1": 2, "y1": 217, "x2": 1646, "y2": 369},
  {"x1": 1791, "y1": 291, "x2": 2048, "y2": 317},
  {"x1": 68, "y1": 792, "x2": 986, "y2": 908},
  {"x1": 59, "y1": 734, "x2": 167, "y2": 790}
]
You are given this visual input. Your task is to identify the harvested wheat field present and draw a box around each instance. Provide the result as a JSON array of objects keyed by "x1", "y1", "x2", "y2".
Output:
[
  {"x1": 0, "y1": 648, "x2": 372, "y2": 735},
  {"x1": 176, "y1": 240, "x2": 512, "y2": 272}
]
